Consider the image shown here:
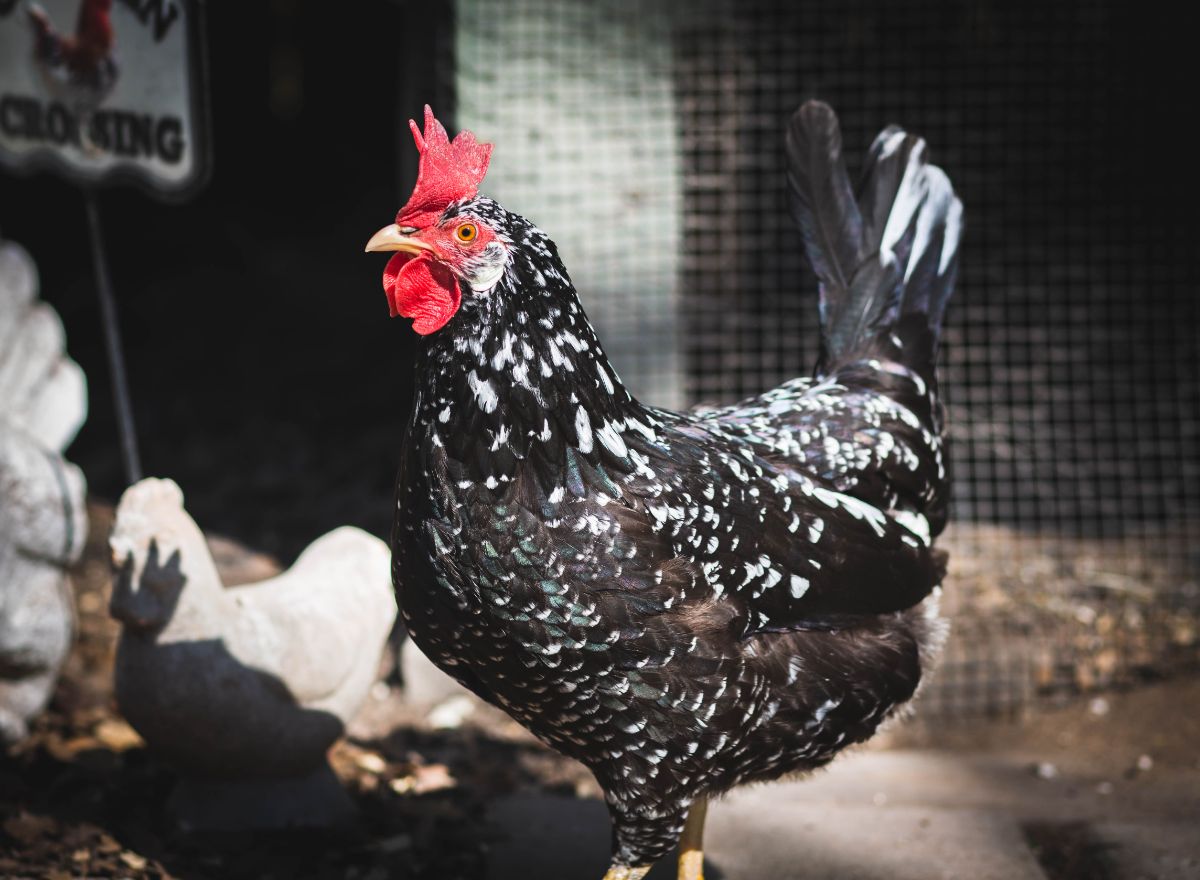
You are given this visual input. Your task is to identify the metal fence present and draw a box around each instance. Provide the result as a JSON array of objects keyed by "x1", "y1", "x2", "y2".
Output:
[{"x1": 446, "y1": 0, "x2": 1199, "y2": 717}]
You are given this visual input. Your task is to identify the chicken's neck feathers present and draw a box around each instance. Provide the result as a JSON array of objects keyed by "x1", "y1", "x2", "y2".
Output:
[{"x1": 409, "y1": 222, "x2": 647, "y2": 486}]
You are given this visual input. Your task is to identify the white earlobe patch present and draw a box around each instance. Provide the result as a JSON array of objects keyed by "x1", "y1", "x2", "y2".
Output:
[{"x1": 470, "y1": 261, "x2": 507, "y2": 292}]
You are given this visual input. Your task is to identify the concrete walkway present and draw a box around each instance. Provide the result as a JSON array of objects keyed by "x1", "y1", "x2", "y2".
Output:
[{"x1": 486, "y1": 748, "x2": 1200, "y2": 880}]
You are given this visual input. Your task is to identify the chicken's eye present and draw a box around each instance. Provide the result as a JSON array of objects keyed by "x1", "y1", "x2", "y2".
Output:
[{"x1": 456, "y1": 223, "x2": 478, "y2": 243}]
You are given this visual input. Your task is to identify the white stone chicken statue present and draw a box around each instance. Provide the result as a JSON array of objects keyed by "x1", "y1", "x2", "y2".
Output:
[
  {"x1": 109, "y1": 478, "x2": 396, "y2": 829},
  {"x1": 0, "y1": 239, "x2": 88, "y2": 745}
]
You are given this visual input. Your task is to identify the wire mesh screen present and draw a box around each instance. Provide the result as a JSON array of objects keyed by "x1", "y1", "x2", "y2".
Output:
[
  {"x1": 456, "y1": 0, "x2": 686, "y2": 410},
  {"x1": 446, "y1": 0, "x2": 1200, "y2": 718}
]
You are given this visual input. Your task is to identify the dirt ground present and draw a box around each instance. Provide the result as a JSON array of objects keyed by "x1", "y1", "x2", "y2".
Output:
[{"x1": 2, "y1": 503, "x2": 1198, "y2": 880}]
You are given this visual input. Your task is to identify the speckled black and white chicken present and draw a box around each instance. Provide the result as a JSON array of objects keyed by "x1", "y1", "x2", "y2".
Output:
[{"x1": 368, "y1": 102, "x2": 962, "y2": 880}]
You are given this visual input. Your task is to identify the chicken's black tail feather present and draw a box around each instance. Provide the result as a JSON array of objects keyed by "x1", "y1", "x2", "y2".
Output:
[{"x1": 787, "y1": 101, "x2": 962, "y2": 379}]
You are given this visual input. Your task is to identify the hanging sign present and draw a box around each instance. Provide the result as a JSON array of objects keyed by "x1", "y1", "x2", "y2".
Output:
[{"x1": 0, "y1": 0, "x2": 209, "y2": 200}]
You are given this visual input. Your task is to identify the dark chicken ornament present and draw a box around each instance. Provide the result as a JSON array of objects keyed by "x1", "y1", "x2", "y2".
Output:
[{"x1": 368, "y1": 104, "x2": 962, "y2": 880}]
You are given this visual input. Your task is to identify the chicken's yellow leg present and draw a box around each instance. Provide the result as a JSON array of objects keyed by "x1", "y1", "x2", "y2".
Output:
[{"x1": 677, "y1": 797, "x2": 709, "y2": 880}]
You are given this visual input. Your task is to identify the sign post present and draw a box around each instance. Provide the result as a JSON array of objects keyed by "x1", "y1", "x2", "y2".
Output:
[{"x1": 0, "y1": 0, "x2": 210, "y2": 485}]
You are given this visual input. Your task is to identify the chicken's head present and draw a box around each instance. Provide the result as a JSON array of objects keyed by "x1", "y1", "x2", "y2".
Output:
[{"x1": 365, "y1": 106, "x2": 510, "y2": 335}]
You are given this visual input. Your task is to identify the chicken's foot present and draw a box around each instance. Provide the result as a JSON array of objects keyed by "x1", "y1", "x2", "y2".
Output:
[{"x1": 677, "y1": 796, "x2": 708, "y2": 880}]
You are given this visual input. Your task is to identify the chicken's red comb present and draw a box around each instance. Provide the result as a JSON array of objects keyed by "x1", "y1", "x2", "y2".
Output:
[{"x1": 395, "y1": 106, "x2": 493, "y2": 228}]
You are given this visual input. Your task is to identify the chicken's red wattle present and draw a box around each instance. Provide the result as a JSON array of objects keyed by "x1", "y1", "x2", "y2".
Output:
[{"x1": 383, "y1": 252, "x2": 461, "y2": 334}]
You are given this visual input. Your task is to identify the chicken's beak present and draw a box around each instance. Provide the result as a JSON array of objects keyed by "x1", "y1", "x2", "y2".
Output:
[{"x1": 364, "y1": 224, "x2": 433, "y2": 255}]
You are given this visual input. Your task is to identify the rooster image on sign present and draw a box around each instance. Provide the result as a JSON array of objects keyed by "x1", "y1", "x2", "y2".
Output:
[
  {"x1": 0, "y1": 0, "x2": 208, "y2": 198},
  {"x1": 27, "y1": 0, "x2": 119, "y2": 134},
  {"x1": 368, "y1": 104, "x2": 961, "y2": 880}
]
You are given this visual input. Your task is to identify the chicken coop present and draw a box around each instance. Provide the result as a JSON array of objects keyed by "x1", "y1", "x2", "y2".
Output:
[
  {"x1": 393, "y1": 0, "x2": 1200, "y2": 720},
  {"x1": 5, "y1": 0, "x2": 1195, "y2": 727},
  {"x1": 5, "y1": 2, "x2": 1200, "y2": 876}
]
